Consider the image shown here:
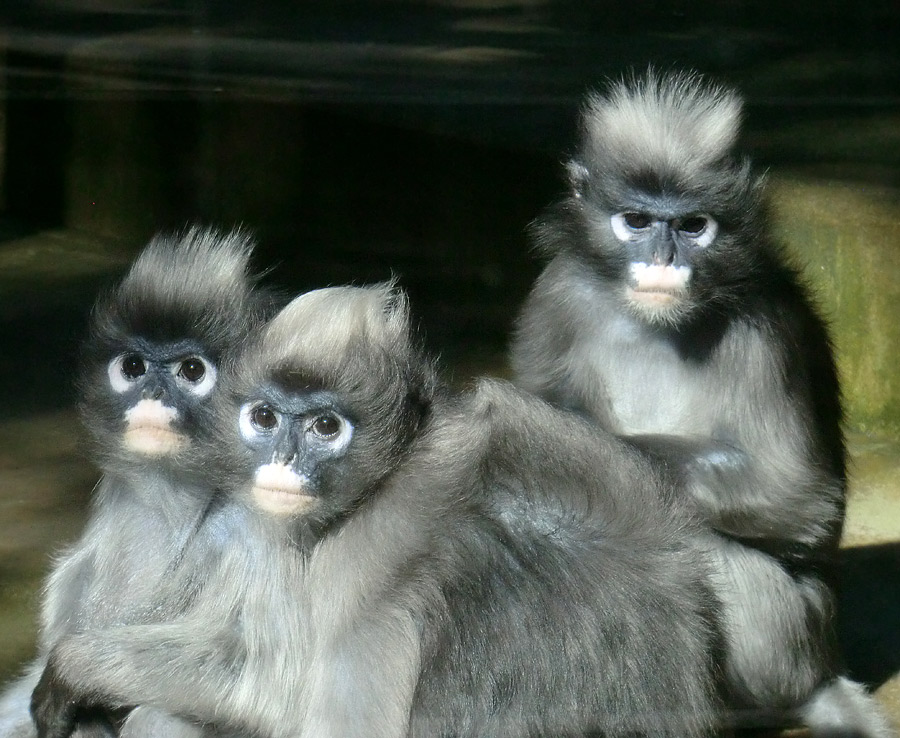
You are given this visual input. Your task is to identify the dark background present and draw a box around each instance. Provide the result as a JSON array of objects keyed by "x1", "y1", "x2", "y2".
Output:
[{"x1": 2, "y1": 0, "x2": 900, "y2": 402}]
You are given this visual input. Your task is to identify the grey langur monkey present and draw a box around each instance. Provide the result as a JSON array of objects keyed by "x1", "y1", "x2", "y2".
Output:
[
  {"x1": 510, "y1": 69, "x2": 893, "y2": 737},
  {"x1": 33, "y1": 283, "x2": 721, "y2": 738},
  {"x1": 0, "y1": 227, "x2": 272, "y2": 738}
]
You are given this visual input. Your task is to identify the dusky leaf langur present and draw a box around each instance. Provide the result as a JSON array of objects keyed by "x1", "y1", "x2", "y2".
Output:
[
  {"x1": 32, "y1": 283, "x2": 721, "y2": 738},
  {"x1": 510, "y1": 69, "x2": 893, "y2": 737},
  {"x1": 0, "y1": 227, "x2": 272, "y2": 738}
]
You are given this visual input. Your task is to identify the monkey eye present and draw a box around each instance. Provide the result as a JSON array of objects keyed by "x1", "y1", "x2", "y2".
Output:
[
  {"x1": 177, "y1": 357, "x2": 206, "y2": 383},
  {"x1": 121, "y1": 354, "x2": 146, "y2": 380},
  {"x1": 239, "y1": 402, "x2": 280, "y2": 441},
  {"x1": 307, "y1": 411, "x2": 354, "y2": 450},
  {"x1": 677, "y1": 216, "x2": 708, "y2": 234},
  {"x1": 311, "y1": 414, "x2": 341, "y2": 439},
  {"x1": 623, "y1": 212, "x2": 652, "y2": 230},
  {"x1": 252, "y1": 405, "x2": 279, "y2": 431},
  {"x1": 675, "y1": 214, "x2": 718, "y2": 247},
  {"x1": 108, "y1": 354, "x2": 147, "y2": 393},
  {"x1": 610, "y1": 212, "x2": 653, "y2": 242},
  {"x1": 172, "y1": 355, "x2": 217, "y2": 397},
  {"x1": 240, "y1": 402, "x2": 279, "y2": 438}
]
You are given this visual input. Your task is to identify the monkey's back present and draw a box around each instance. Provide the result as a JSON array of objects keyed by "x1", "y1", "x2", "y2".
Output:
[{"x1": 403, "y1": 381, "x2": 720, "y2": 738}]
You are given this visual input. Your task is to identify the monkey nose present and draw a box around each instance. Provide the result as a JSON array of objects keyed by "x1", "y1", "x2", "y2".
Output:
[
  {"x1": 141, "y1": 385, "x2": 164, "y2": 401},
  {"x1": 652, "y1": 241, "x2": 677, "y2": 266},
  {"x1": 273, "y1": 449, "x2": 296, "y2": 465},
  {"x1": 650, "y1": 228, "x2": 677, "y2": 266}
]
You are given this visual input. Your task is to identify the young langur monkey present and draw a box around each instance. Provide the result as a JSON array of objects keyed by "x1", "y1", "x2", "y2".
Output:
[
  {"x1": 0, "y1": 228, "x2": 272, "y2": 738},
  {"x1": 511, "y1": 69, "x2": 893, "y2": 736},
  {"x1": 32, "y1": 284, "x2": 721, "y2": 738}
]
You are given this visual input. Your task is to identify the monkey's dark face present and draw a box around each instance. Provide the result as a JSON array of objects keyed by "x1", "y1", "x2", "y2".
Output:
[
  {"x1": 236, "y1": 385, "x2": 356, "y2": 518},
  {"x1": 219, "y1": 355, "x2": 431, "y2": 534},
  {"x1": 76, "y1": 227, "x2": 272, "y2": 478},
  {"x1": 85, "y1": 336, "x2": 220, "y2": 466},
  {"x1": 564, "y1": 166, "x2": 756, "y2": 328},
  {"x1": 606, "y1": 203, "x2": 718, "y2": 324}
]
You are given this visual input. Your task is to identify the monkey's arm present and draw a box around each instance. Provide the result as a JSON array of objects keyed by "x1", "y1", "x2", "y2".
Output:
[
  {"x1": 39, "y1": 526, "x2": 104, "y2": 650},
  {"x1": 31, "y1": 610, "x2": 421, "y2": 738},
  {"x1": 30, "y1": 622, "x2": 257, "y2": 738},
  {"x1": 624, "y1": 433, "x2": 842, "y2": 554},
  {"x1": 299, "y1": 611, "x2": 420, "y2": 738}
]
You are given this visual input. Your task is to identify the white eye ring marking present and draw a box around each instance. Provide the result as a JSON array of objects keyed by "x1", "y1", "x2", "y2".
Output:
[
  {"x1": 240, "y1": 402, "x2": 280, "y2": 441},
  {"x1": 610, "y1": 212, "x2": 650, "y2": 242},
  {"x1": 170, "y1": 357, "x2": 217, "y2": 398},
  {"x1": 612, "y1": 213, "x2": 718, "y2": 249},
  {"x1": 108, "y1": 354, "x2": 146, "y2": 394},
  {"x1": 685, "y1": 216, "x2": 717, "y2": 248},
  {"x1": 307, "y1": 413, "x2": 354, "y2": 452}
]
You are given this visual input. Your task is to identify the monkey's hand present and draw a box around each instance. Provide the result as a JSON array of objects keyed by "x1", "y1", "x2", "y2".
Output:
[
  {"x1": 623, "y1": 433, "x2": 736, "y2": 484},
  {"x1": 623, "y1": 432, "x2": 750, "y2": 514},
  {"x1": 30, "y1": 657, "x2": 84, "y2": 738}
]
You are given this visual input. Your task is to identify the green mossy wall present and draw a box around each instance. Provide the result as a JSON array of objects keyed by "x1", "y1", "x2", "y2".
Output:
[{"x1": 771, "y1": 176, "x2": 900, "y2": 438}]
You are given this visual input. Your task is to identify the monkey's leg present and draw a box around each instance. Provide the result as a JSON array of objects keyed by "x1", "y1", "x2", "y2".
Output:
[
  {"x1": 118, "y1": 706, "x2": 208, "y2": 738},
  {"x1": 710, "y1": 540, "x2": 831, "y2": 714},
  {"x1": 627, "y1": 433, "x2": 841, "y2": 549}
]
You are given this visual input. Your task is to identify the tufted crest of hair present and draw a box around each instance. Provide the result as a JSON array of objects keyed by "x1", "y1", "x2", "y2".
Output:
[
  {"x1": 258, "y1": 282, "x2": 412, "y2": 377},
  {"x1": 241, "y1": 282, "x2": 436, "y2": 458},
  {"x1": 579, "y1": 69, "x2": 743, "y2": 188},
  {"x1": 87, "y1": 226, "x2": 260, "y2": 359}
]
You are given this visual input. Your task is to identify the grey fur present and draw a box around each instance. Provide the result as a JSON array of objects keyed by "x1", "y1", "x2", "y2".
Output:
[
  {"x1": 0, "y1": 227, "x2": 272, "y2": 738},
  {"x1": 33, "y1": 284, "x2": 721, "y2": 738},
  {"x1": 511, "y1": 69, "x2": 892, "y2": 737},
  {"x1": 0, "y1": 664, "x2": 43, "y2": 738}
]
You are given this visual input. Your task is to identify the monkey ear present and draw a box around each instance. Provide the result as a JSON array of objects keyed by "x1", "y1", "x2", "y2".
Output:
[{"x1": 565, "y1": 160, "x2": 591, "y2": 197}]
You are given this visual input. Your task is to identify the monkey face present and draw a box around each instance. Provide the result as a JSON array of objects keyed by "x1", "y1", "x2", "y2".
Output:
[
  {"x1": 563, "y1": 165, "x2": 738, "y2": 329},
  {"x1": 91, "y1": 338, "x2": 220, "y2": 463},
  {"x1": 565, "y1": 159, "x2": 734, "y2": 328},
  {"x1": 607, "y1": 208, "x2": 718, "y2": 324},
  {"x1": 76, "y1": 228, "x2": 272, "y2": 480},
  {"x1": 234, "y1": 386, "x2": 357, "y2": 519}
]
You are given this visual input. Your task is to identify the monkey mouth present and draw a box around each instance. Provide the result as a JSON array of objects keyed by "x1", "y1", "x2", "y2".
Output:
[
  {"x1": 123, "y1": 400, "x2": 186, "y2": 456},
  {"x1": 627, "y1": 287, "x2": 679, "y2": 305},
  {"x1": 252, "y1": 463, "x2": 316, "y2": 516},
  {"x1": 626, "y1": 263, "x2": 690, "y2": 307},
  {"x1": 123, "y1": 426, "x2": 188, "y2": 456}
]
